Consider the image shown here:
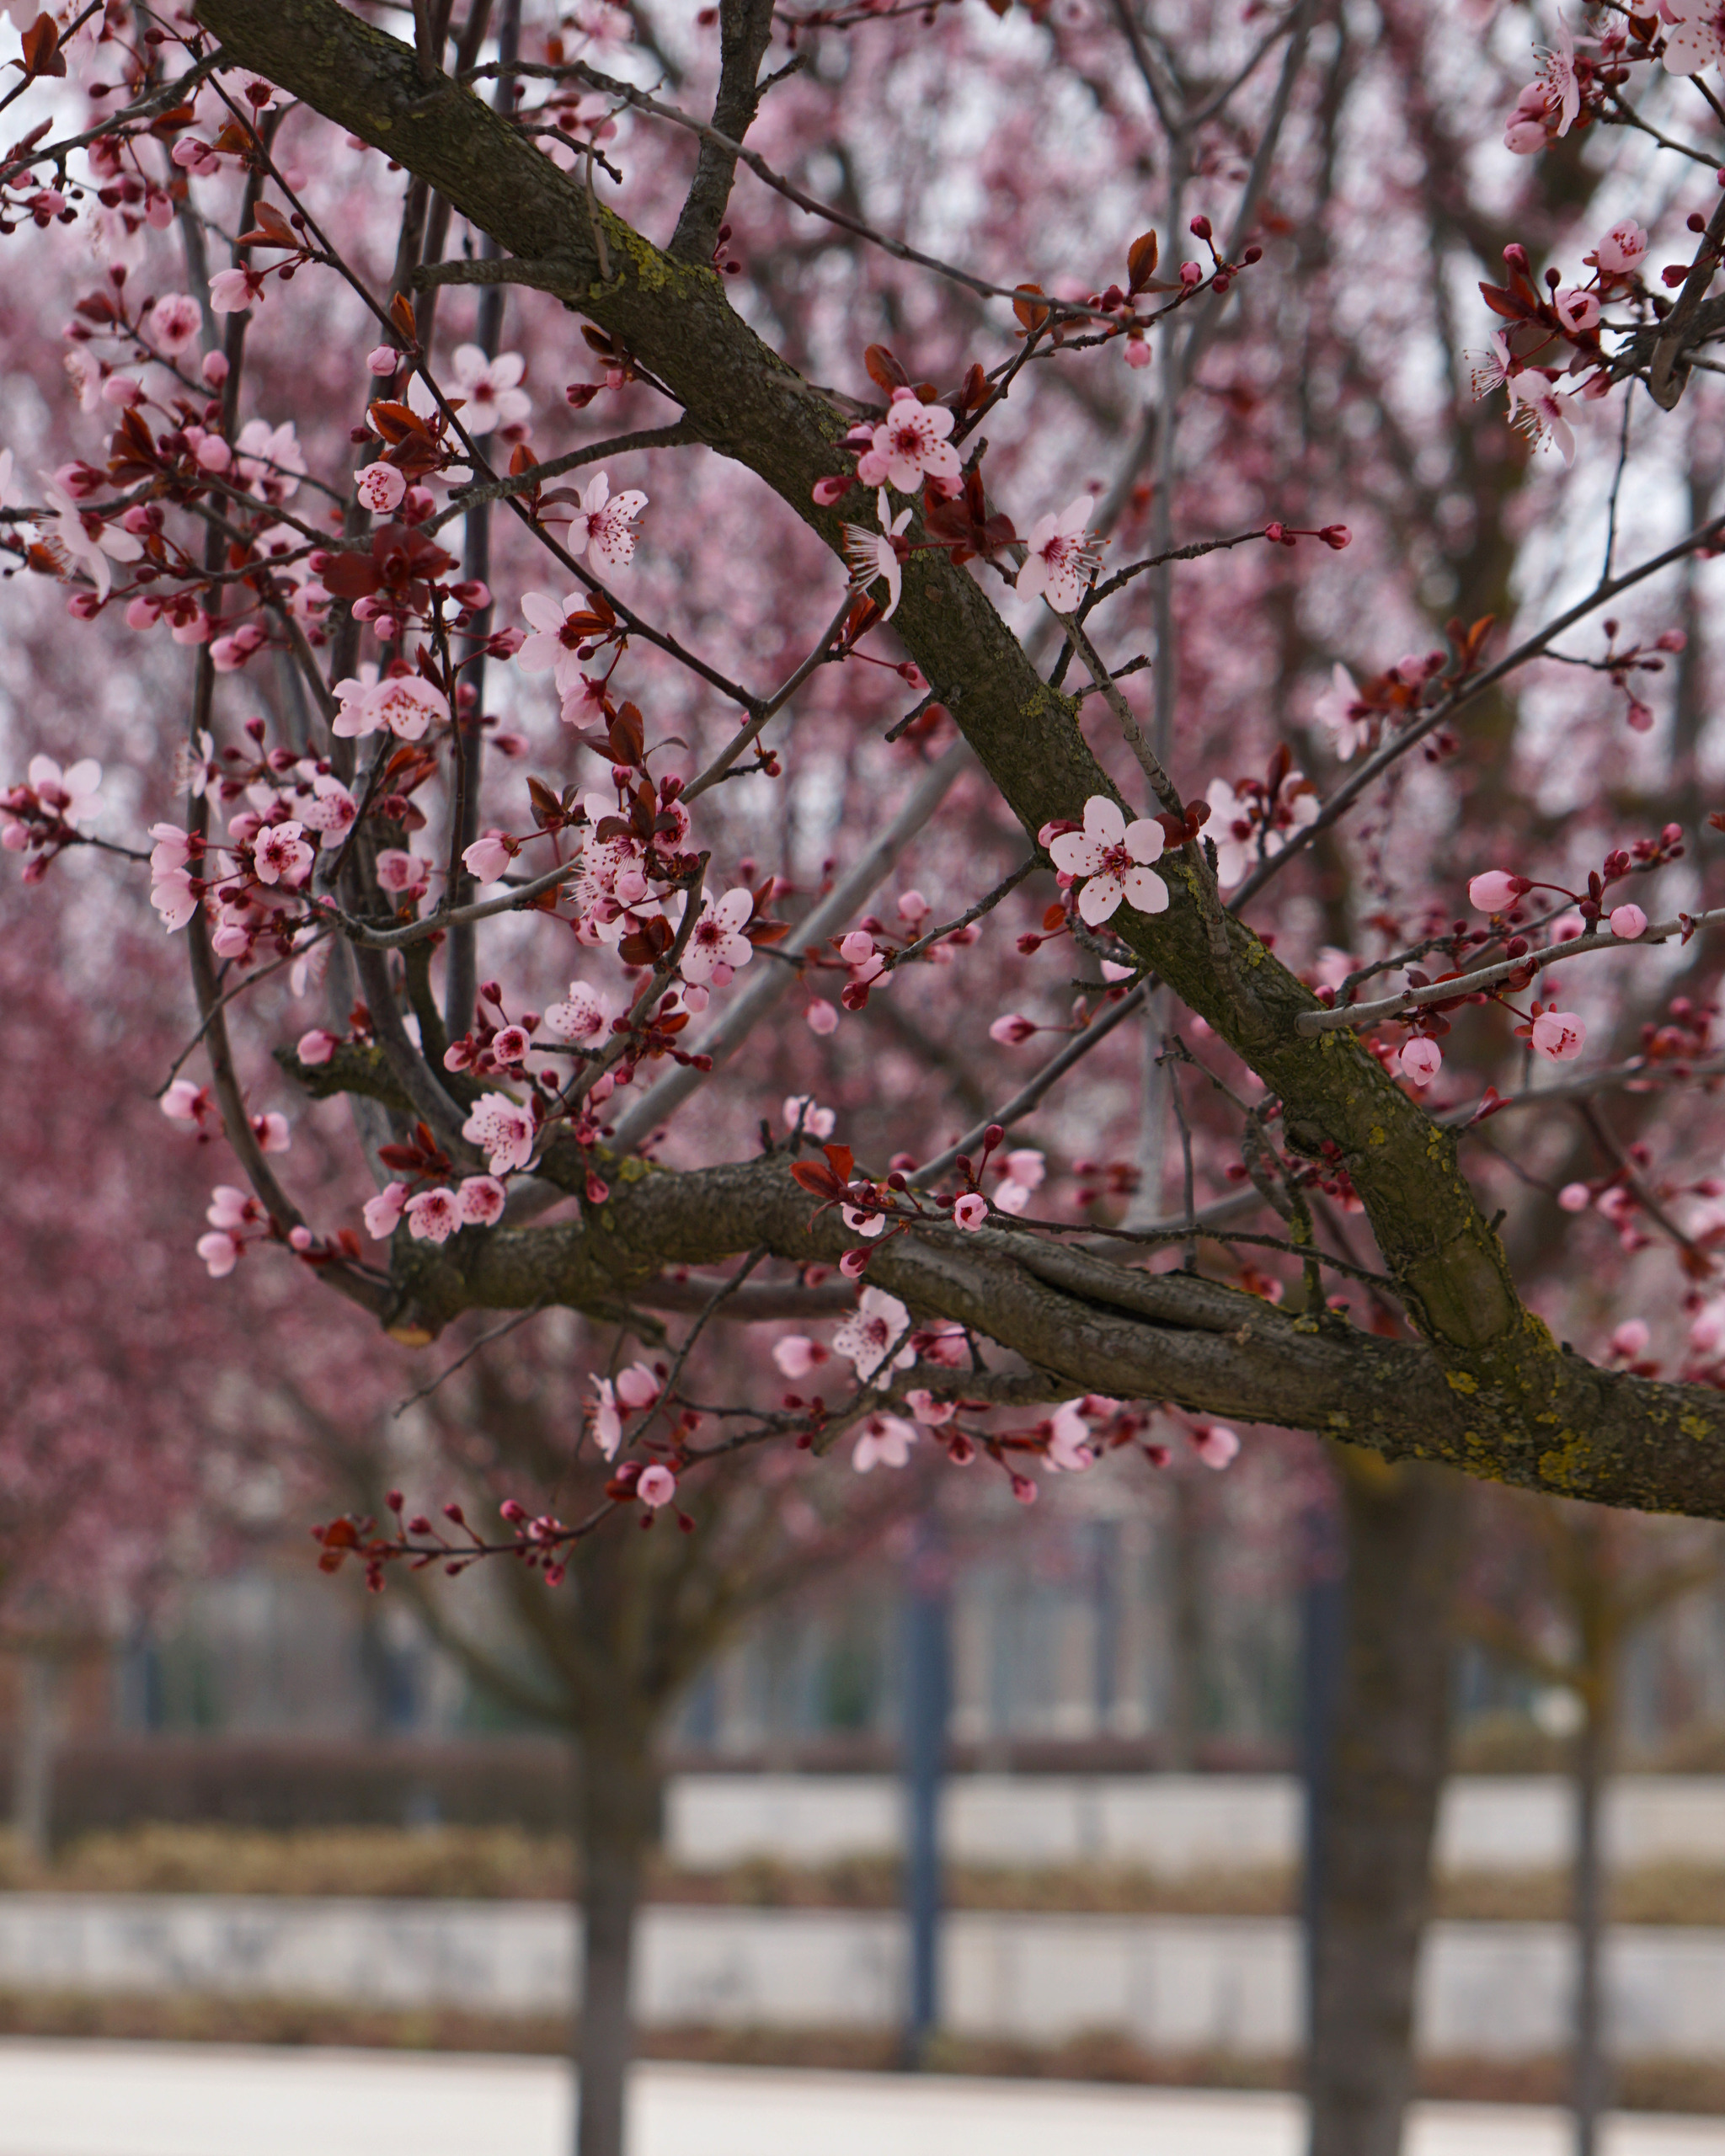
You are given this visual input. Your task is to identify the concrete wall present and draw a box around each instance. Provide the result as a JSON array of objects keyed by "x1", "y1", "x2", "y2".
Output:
[
  {"x1": 664, "y1": 1774, "x2": 1725, "y2": 1873},
  {"x1": 2, "y1": 1895, "x2": 1722, "y2": 2057}
]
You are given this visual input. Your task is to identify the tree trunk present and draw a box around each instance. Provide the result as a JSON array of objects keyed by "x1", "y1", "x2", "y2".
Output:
[
  {"x1": 10, "y1": 1652, "x2": 56, "y2": 1867},
  {"x1": 1569, "y1": 1512, "x2": 1616, "y2": 2156},
  {"x1": 573, "y1": 1725, "x2": 660, "y2": 2156},
  {"x1": 1572, "y1": 1693, "x2": 1607, "y2": 2156},
  {"x1": 1163, "y1": 1470, "x2": 1204, "y2": 1769},
  {"x1": 1307, "y1": 1457, "x2": 1467, "y2": 2156}
]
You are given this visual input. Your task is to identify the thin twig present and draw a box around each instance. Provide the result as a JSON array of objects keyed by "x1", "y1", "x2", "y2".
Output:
[{"x1": 392, "y1": 1299, "x2": 549, "y2": 1418}]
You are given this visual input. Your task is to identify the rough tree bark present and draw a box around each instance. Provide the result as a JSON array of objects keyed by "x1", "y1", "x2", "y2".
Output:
[
  {"x1": 1308, "y1": 1456, "x2": 1466, "y2": 2156},
  {"x1": 192, "y1": 0, "x2": 1725, "y2": 1520}
]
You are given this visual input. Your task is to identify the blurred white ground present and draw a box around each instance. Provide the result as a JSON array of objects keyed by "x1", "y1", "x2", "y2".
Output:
[{"x1": 0, "y1": 2045, "x2": 1722, "y2": 2156}]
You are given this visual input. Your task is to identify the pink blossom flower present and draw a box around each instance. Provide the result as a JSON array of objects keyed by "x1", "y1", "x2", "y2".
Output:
[
  {"x1": 1017, "y1": 495, "x2": 1100, "y2": 613},
  {"x1": 1610, "y1": 1317, "x2": 1651, "y2": 1360},
  {"x1": 406, "y1": 1187, "x2": 459, "y2": 1241},
  {"x1": 1557, "y1": 1182, "x2": 1593, "y2": 1213},
  {"x1": 37, "y1": 481, "x2": 142, "y2": 601},
  {"x1": 491, "y1": 1025, "x2": 531, "y2": 1065},
  {"x1": 1468, "y1": 870, "x2": 1526, "y2": 912},
  {"x1": 206, "y1": 1185, "x2": 257, "y2": 1231},
  {"x1": 1048, "y1": 793, "x2": 1168, "y2": 925},
  {"x1": 612, "y1": 1363, "x2": 658, "y2": 1412},
  {"x1": 151, "y1": 867, "x2": 200, "y2": 931},
  {"x1": 449, "y1": 344, "x2": 531, "y2": 435},
  {"x1": 1609, "y1": 903, "x2": 1648, "y2": 938},
  {"x1": 464, "y1": 830, "x2": 516, "y2": 883},
  {"x1": 806, "y1": 1000, "x2": 839, "y2": 1036},
  {"x1": 25, "y1": 754, "x2": 102, "y2": 828},
  {"x1": 1002, "y1": 1150, "x2": 1045, "y2": 1190},
  {"x1": 773, "y1": 1335, "x2": 830, "y2": 1379},
  {"x1": 331, "y1": 673, "x2": 447, "y2": 741},
  {"x1": 355, "y1": 462, "x2": 406, "y2": 515},
  {"x1": 989, "y1": 1013, "x2": 1039, "y2": 1046},
  {"x1": 364, "y1": 1182, "x2": 409, "y2": 1240},
  {"x1": 252, "y1": 1111, "x2": 291, "y2": 1154},
  {"x1": 852, "y1": 1413, "x2": 917, "y2": 1472},
  {"x1": 833, "y1": 1285, "x2": 916, "y2": 1385},
  {"x1": 235, "y1": 419, "x2": 306, "y2": 501},
  {"x1": 371, "y1": 675, "x2": 448, "y2": 741},
  {"x1": 147, "y1": 293, "x2": 202, "y2": 355},
  {"x1": 638, "y1": 1464, "x2": 677, "y2": 1508},
  {"x1": 518, "y1": 590, "x2": 601, "y2": 694},
  {"x1": 366, "y1": 345, "x2": 399, "y2": 376},
  {"x1": 682, "y1": 889, "x2": 756, "y2": 985},
  {"x1": 1594, "y1": 221, "x2": 1649, "y2": 278},
  {"x1": 298, "y1": 773, "x2": 357, "y2": 836},
  {"x1": 782, "y1": 1096, "x2": 836, "y2": 1139},
  {"x1": 905, "y1": 1388, "x2": 954, "y2": 1427},
  {"x1": 375, "y1": 848, "x2": 430, "y2": 898},
  {"x1": 855, "y1": 387, "x2": 961, "y2": 494},
  {"x1": 544, "y1": 981, "x2": 611, "y2": 1043},
  {"x1": 1503, "y1": 80, "x2": 1551, "y2": 155},
  {"x1": 209, "y1": 266, "x2": 265, "y2": 314},
  {"x1": 1509, "y1": 376, "x2": 1577, "y2": 465},
  {"x1": 953, "y1": 1193, "x2": 989, "y2": 1230},
  {"x1": 1313, "y1": 664, "x2": 1375, "y2": 761},
  {"x1": 588, "y1": 1376, "x2": 622, "y2": 1459},
  {"x1": 1535, "y1": 17, "x2": 1580, "y2": 133},
  {"x1": 297, "y1": 1028, "x2": 338, "y2": 1065},
  {"x1": 555, "y1": 470, "x2": 647, "y2": 574},
  {"x1": 1554, "y1": 287, "x2": 1600, "y2": 335},
  {"x1": 196, "y1": 1230, "x2": 243, "y2": 1278},
  {"x1": 462, "y1": 1091, "x2": 536, "y2": 1174},
  {"x1": 457, "y1": 1175, "x2": 506, "y2": 1225},
  {"x1": 1192, "y1": 1422, "x2": 1241, "y2": 1470},
  {"x1": 253, "y1": 821, "x2": 312, "y2": 886},
  {"x1": 1664, "y1": 0, "x2": 1725, "y2": 75},
  {"x1": 842, "y1": 491, "x2": 911, "y2": 622},
  {"x1": 841, "y1": 1202, "x2": 887, "y2": 1238},
  {"x1": 162, "y1": 1079, "x2": 208, "y2": 1123},
  {"x1": 1398, "y1": 1038, "x2": 1443, "y2": 1086},
  {"x1": 1468, "y1": 330, "x2": 1516, "y2": 404},
  {"x1": 1531, "y1": 1009, "x2": 1585, "y2": 1061},
  {"x1": 1044, "y1": 1401, "x2": 1094, "y2": 1473}
]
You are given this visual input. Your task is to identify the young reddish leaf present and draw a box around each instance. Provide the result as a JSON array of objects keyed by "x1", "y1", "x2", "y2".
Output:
[
  {"x1": 390, "y1": 292, "x2": 416, "y2": 340},
  {"x1": 1126, "y1": 229, "x2": 1159, "y2": 292},
  {"x1": 1012, "y1": 283, "x2": 1052, "y2": 335},
  {"x1": 1042, "y1": 901, "x2": 1066, "y2": 932},
  {"x1": 16, "y1": 14, "x2": 66, "y2": 80},
  {"x1": 823, "y1": 1143, "x2": 856, "y2": 1186},
  {"x1": 863, "y1": 343, "x2": 910, "y2": 393}
]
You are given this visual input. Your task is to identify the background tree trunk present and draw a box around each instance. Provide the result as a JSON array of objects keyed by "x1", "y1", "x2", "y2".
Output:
[
  {"x1": 573, "y1": 1721, "x2": 660, "y2": 2156},
  {"x1": 9, "y1": 1652, "x2": 56, "y2": 1866},
  {"x1": 1307, "y1": 1457, "x2": 1467, "y2": 2156}
]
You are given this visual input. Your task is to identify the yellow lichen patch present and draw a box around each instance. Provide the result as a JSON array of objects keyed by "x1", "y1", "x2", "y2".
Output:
[
  {"x1": 1327, "y1": 1412, "x2": 1351, "y2": 1432},
  {"x1": 1369, "y1": 1126, "x2": 1386, "y2": 1145},
  {"x1": 1537, "y1": 1429, "x2": 1594, "y2": 1489},
  {"x1": 617, "y1": 1155, "x2": 654, "y2": 1184},
  {"x1": 1680, "y1": 1413, "x2": 1712, "y2": 1440},
  {"x1": 1445, "y1": 1370, "x2": 1478, "y2": 1395}
]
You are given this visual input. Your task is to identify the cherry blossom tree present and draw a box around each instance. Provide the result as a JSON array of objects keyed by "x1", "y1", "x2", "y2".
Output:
[{"x1": 8, "y1": 0, "x2": 1725, "y2": 2149}]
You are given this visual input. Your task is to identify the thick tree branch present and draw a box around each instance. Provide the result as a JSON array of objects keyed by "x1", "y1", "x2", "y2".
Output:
[
  {"x1": 195, "y1": 0, "x2": 1725, "y2": 1515},
  {"x1": 668, "y1": 0, "x2": 777, "y2": 265}
]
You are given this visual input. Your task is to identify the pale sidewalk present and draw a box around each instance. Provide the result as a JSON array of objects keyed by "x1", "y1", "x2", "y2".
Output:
[{"x1": 1, "y1": 2042, "x2": 1723, "y2": 2156}]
